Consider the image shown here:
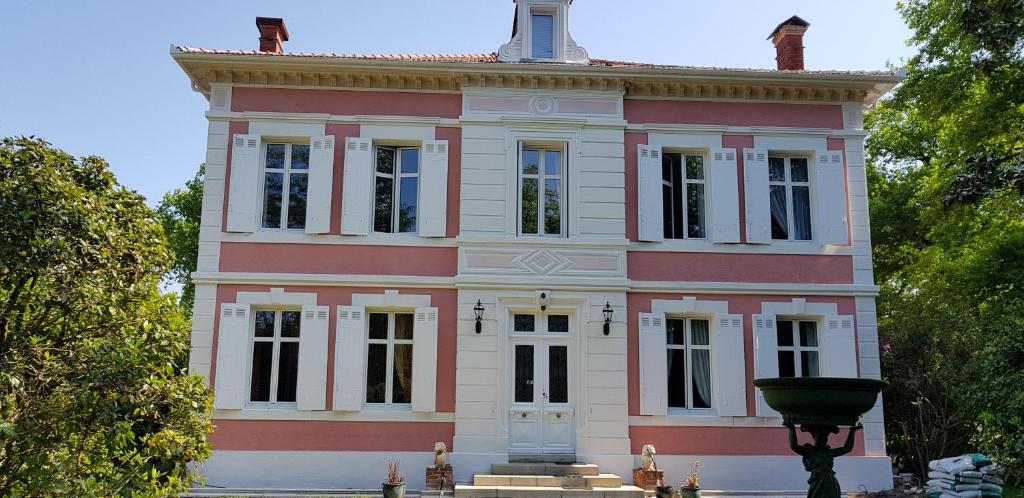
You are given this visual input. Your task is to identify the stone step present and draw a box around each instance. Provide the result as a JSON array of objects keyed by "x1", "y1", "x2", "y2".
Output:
[
  {"x1": 508, "y1": 453, "x2": 577, "y2": 464},
  {"x1": 473, "y1": 473, "x2": 622, "y2": 488},
  {"x1": 455, "y1": 484, "x2": 645, "y2": 498},
  {"x1": 490, "y1": 463, "x2": 600, "y2": 477}
]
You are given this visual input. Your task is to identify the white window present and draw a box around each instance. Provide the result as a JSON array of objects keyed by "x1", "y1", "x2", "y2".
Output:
[
  {"x1": 768, "y1": 156, "x2": 812, "y2": 240},
  {"x1": 261, "y1": 143, "x2": 309, "y2": 230},
  {"x1": 662, "y1": 152, "x2": 707, "y2": 239},
  {"x1": 665, "y1": 317, "x2": 712, "y2": 410},
  {"x1": 519, "y1": 144, "x2": 566, "y2": 236},
  {"x1": 776, "y1": 319, "x2": 820, "y2": 377},
  {"x1": 249, "y1": 309, "x2": 301, "y2": 404},
  {"x1": 373, "y1": 146, "x2": 420, "y2": 233},
  {"x1": 531, "y1": 12, "x2": 555, "y2": 59},
  {"x1": 365, "y1": 312, "x2": 414, "y2": 405}
]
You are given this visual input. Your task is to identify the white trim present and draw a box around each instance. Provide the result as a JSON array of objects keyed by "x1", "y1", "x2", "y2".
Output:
[
  {"x1": 351, "y1": 289, "x2": 432, "y2": 309},
  {"x1": 211, "y1": 408, "x2": 454, "y2": 421},
  {"x1": 236, "y1": 288, "x2": 318, "y2": 307},
  {"x1": 754, "y1": 135, "x2": 828, "y2": 153},
  {"x1": 360, "y1": 124, "x2": 435, "y2": 141},
  {"x1": 627, "y1": 239, "x2": 855, "y2": 254},
  {"x1": 504, "y1": 127, "x2": 582, "y2": 237},
  {"x1": 760, "y1": 298, "x2": 838, "y2": 317},
  {"x1": 651, "y1": 296, "x2": 729, "y2": 316},
  {"x1": 648, "y1": 132, "x2": 723, "y2": 151},
  {"x1": 248, "y1": 120, "x2": 326, "y2": 139}
]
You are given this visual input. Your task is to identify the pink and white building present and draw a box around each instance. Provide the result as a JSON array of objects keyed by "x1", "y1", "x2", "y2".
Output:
[{"x1": 173, "y1": 2, "x2": 899, "y2": 492}]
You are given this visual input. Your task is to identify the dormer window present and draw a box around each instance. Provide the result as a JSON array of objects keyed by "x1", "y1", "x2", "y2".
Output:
[
  {"x1": 531, "y1": 12, "x2": 555, "y2": 59},
  {"x1": 498, "y1": 0, "x2": 588, "y2": 64}
]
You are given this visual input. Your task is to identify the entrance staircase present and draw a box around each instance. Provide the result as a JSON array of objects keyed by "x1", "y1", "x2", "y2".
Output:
[{"x1": 456, "y1": 460, "x2": 644, "y2": 498}]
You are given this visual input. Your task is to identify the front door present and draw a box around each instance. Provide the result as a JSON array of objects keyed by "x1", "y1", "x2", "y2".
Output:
[{"x1": 508, "y1": 313, "x2": 574, "y2": 455}]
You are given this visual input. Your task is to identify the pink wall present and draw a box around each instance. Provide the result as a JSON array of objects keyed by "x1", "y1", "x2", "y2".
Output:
[
  {"x1": 211, "y1": 420, "x2": 454, "y2": 451},
  {"x1": 723, "y1": 135, "x2": 755, "y2": 243},
  {"x1": 627, "y1": 252, "x2": 854, "y2": 284},
  {"x1": 326, "y1": 124, "x2": 361, "y2": 234},
  {"x1": 624, "y1": 100, "x2": 845, "y2": 129},
  {"x1": 629, "y1": 425, "x2": 865, "y2": 456},
  {"x1": 232, "y1": 88, "x2": 462, "y2": 118},
  {"x1": 218, "y1": 243, "x2": 457, "y2": 276}
]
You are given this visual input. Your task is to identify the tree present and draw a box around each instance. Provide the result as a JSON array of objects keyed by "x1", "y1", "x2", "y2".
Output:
[
  {"x1": 0, "y1": 137, "x2": 212, "y2": 497},
  {"x1": 157, "y1": 165, "x2": 204, "y2": 316}
]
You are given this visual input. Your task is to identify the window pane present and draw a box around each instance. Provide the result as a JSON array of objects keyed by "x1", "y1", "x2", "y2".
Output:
[
  {"x1": 265, "y1": 144, "x2": 286, "y2": 169},
  {"x1": 262, "y1": 172, "x2": 283, "y2": 229},
  {"x1": 398, "y1": 177, "x2": 418, "y2": 233},
  {"x1": 374, "y1": 176, "x2": 394, "y2": 233},
  {"x1": 395, "y1": 313, "x2": 414, "y2": 340},
  {"x1": 667, "y1": 349, "x2": 687, "y2": 408},
  {"x1": 547, "y1": 314, "x2": 569, "y2": 333},
  {"x1": 276, "y1": 342, "x2": 299, "y2": 402},
  {"x1": 662, "y1": 183, "x2": 674, "y2": 239},
  {"x1": 521, "y1": 178, "x2": 538, "y2": 234},
  {"x1": 531, "y1": 13, "x2": 554, "y2": 59},
  {"x1": 368, "y1": 313, "x2": 388, "y2": 340},
  {"x1": 792, "y1": 186, "x2": 812, "y2": 240},
  {"x1": 522, "y1": 149, "x2": 539, "y2": 174},
  {"x1": 685, "y1": 155, "x2": 704, "y2": 180},
  {"x1": 280, "y1": 311, "x2": 301, "y2": 338},
  {"x1": 514, "y1": 314, "x2": 535, "y2": 332},
  {"x1": 666, "y1": 319, "x2": 686, "y2": 345},
  {"x1": 687, "y1": 183, "x2": 706, "y2": 238},
  {"x1": 392, "y1": 344, "x2": 413, "y2": 404},
  {"x1": 770, "y1": 184, "x2": 789, "y2": 240},
  {"x1": 515, "y1": 345, "x2": 534, "y2": 402},
  {"x1": 249, "y1": 342, "x2": 273, "y2": 402},
  {"x1": 290, "y1": 144, "x2": 310, "y2": 170},
  {"x1": 544, "y1": 150, "x2": 561, "y2": 176},
  {"x1": 254, "y1": 310, "x2": 275, "y2": 337},
  {"x1": 776, "y1": 320, "x2": 794, "y2": 347},
  {"x1": 366, "y1": 343, "x2": 387, "y2": 403},
  {"x1": 769, "y1": 157, "x2": 785, "y2": 182},
  {"x1": 400, "y1": 148, "x2": 419, "y2": 174},
  {"x1": 672, "y1": 158, "x2": 685, "y2": 238},
  {"x1": 287, "y1": 173, "x2": 307, "y2": 229},
  {"x1": 662, "y1": 154, "x2": 674, "y2": 182},
  {"x1": 691, "y1": 349, "x2": 711, "y2": 408},
  {"x1": 778, "y1": 351, "x2": 796, "y2": 377},
  {"x1": 376, "y1": 147, "x2": 395, "y2": 174},
  {"x1": 690, "y1": 319, "x2": 710, "y2": 346},
  {"x1": 799, "y1": 321, "x2": 818, "y2": 347},
  {"x1": 544, "y1": 179, "x2": 561, "y2": 235},
  {"x1": 790, "y1": 158, "x2": 808, "y2": 182},
  {"x1": 801, "y1": 351, "x2": 820, "y2": 377},
  {"x1": 548, "y1": 346, "x2": 568, "y2": 403}
]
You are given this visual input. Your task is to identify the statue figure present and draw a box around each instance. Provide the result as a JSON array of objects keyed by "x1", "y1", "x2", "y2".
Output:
[
  {"x1": 640, "y1": 444, "x2": 657, "y2": 471},
  {"x1": 784, "y1": 421, "x2": 861, "y2": 498},
  {"x1": 434, "y1": 441, "x2": 448, "y2": 468}
]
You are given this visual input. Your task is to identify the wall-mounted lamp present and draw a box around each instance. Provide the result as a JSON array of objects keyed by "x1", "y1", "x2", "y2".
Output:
[
  {"x1": 473, "y1": 300, "x2": 485, "y2": 334},
  {"x1": 602, "y1": 301, "x2": 614, "y2": 335}
]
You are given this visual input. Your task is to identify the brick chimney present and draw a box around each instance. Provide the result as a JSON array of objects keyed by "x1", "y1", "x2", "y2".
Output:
[
  {"x1": 256, "y1": 17, "x2": 289, "y2": 53},
  {"x1": 768, "y1": 15, "x2": 810, "y2": 71}
]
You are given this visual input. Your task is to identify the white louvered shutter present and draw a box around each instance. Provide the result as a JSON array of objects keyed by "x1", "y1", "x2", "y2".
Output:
[
  {"x1": 226, "y1": 134, "x2": 260, "y2": 232},
  {"x1": 214, "y1": 303, "x2": 250, "y2": 409},
  {"x1": 638, "y1": 312, "x2": 668, "y2": 415},
  {"x1": 822, "y1": 315, "x2": 857, "y2": 378},
  {"x1": 341, "y1": 138, "x2": 373, "y2": 235},
  {"x1": 418, "y1": 141, "x2": 449, "y2": 238},
  {"x1": 753, "y1": 314, "x2": 780, "y2": 417},
  {"x1": 411, "y1": 307, "x2": 439, "y2": 412},
  {"x1": 713, "y1": 314, "x2": 747, "y2": 416},
  {"x1": 333, "y1": 305, "x2": 366, "y2": 410},
  {"x1": 743, "y1": 148, "x2": 771, "y2": 244},
  {"x1": 296, "y1": 305, "x2": 330, "y2": 410},
  {"x1": 815, "y1": 150, "x2": 849, "y2": 245},
  {"x1": 305, "y1": 136, "x2": 336, "y2": 234},
  {"x1": 710, "y1": 148, "x2": 741, "y2": 243},
  {"x1": 637, "y1": 145, "x2": 664, "y2": 242}
]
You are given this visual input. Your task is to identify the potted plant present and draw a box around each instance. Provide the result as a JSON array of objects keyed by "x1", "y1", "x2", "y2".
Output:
[
  {"x1": 680, "y1": 460, "x2": 701, "y2": 498},
  {"x1": 383, "y1": 458, "x2": 406, "y2": 498}
]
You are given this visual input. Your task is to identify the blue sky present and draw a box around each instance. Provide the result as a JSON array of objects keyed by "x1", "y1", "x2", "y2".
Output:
[{"x1": 2, "y1": 1, "x2": 914, "y2": 205}]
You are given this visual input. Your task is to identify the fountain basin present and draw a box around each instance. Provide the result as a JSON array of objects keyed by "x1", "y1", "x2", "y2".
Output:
[{"x1": 753, "y1": 377, "x2": 886, "y2": 427}]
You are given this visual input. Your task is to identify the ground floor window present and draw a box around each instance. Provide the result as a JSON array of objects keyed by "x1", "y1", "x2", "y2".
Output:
[
  {"x1": 249, "y1": 309, "x2": 301, "y2": 403},
  {"x1": 366, "y1": 312, "x2": 414, "y2": 405},
  {"x1": 666, "y1": 317, "x2": 712, "y2": 409},
  {"x1": 777, "y1": 319, "x2": 820, "y2": 377}
]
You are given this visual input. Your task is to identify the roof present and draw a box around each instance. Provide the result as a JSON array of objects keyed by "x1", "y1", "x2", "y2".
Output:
[{"x1": 768, "y1": 15, "x2": 810, "y2": 40}]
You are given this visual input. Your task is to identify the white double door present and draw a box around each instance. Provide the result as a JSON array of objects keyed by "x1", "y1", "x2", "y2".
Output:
[{"x1": 508, "y1": 336, "x2": 575, "y2": 454}]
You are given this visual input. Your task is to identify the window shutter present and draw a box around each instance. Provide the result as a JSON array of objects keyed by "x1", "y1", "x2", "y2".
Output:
[
  {"x1": 815, "y1": 150, "x2": 849, "y2": 245},
  {"x1": 333, "y1": 305, "x2": 366, "y2": 410},
  {"x1": 341, "y1": 138, "x2": 373, "y2": 235},
  {"x1": 296, "y1": 305, "x2": 330, "y2": 410},
  {"x1": 214, "y1": 303, "x2": 250, "y2": 409},
  {"x1": 637, "y1": 145, "x2": 664, "y2": 242},
  {"x1": 821, "y1": 315, "x2": 857, "y2": 378},
  {"x1": 411, "y1": 307, "x2": 439, "y2": 412},
  {"x1": 710, "y1": 148, "x2": 741, "y2": 243},
  {"x1": 713, "y1": 314, "x2": 746, "y2": 416},
  {"x1": 743, "y1": 148, "x2": 771, "y2": 244},
  {"x1": 226, "y1": 134, "x2": 260, "y2": 233},
  {"x1": 305, "y1": 136, "x2": 336, "y2": 234},
  {"x1": 753, "y1": 314, "x2": 780, "y2": 417},
  {"x1": 418, "y1": 141, "x2": 449, "y2": 238},
  {"x1": 638, "y1": 312, "x2": 668, "y2": 415}
]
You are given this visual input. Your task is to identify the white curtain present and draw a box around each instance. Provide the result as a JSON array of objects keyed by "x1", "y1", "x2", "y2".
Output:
[
  {"x1": 769, "y1": 185, "x2": 788, "y2": 238},
  {"x1": 690, "y1": 320, "x2": 712, "y2": 408}
]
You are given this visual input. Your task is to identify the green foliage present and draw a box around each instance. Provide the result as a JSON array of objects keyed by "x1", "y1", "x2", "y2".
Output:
[
  {"x1": 157, "y1": 165, "x2": 204, "y2": 316},
  {"x1": 0, "y1": 137, "x2": 212, "y2": 497}
]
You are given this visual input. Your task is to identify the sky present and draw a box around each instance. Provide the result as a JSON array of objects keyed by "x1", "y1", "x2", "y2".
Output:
[{"x1": 2, "y1": 1, "x2": 916, "y2": 206}]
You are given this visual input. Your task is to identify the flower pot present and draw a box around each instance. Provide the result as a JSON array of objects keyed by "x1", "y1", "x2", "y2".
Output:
[
  {"x1": 383, "y1": 482, "x2": 407, "y2": 498},
  {"x1": 680, "y1": 487, "x2": 701, "y2": 498},
  {"x1": 656, "y1": 485, "x2": 675, "y2": 498}
]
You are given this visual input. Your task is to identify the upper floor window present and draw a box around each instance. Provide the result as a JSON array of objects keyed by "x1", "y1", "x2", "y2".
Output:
[
  {"x1": 666, "y1": 317, "x2": 712, "y2": 410},
  {"x1": 662, "y1": 152, "x2": 707, "y2": 239},
  {"x1": 769, "y1": 156, "x2": 812, "y2": 240},
  {"x1": 373, "y1": 146, "x2": 419, "y2": 234},
  {"x1": 249, "y1": 309, "x2": 301, "y2": 404},
  {"x1": 777, "y1": 319, "x2": 819, "y2": 377},
  {"x1": 519, "y1": 145, "x2": 565, "y2": 236},
  {"x1": 261, "y1": 143, "x2": 309, "y2": 230},
  {"x1": 366, "y1": 312, "x2": 414, "y2": 405},
  {"x1": 531, "y1": 12, "x2": 555, "y2": 59}
]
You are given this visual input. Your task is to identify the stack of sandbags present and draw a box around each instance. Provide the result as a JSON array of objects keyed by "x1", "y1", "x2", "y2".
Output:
[{"x1": 925, "y1": 454, "x2": 1005, "y2": 498}]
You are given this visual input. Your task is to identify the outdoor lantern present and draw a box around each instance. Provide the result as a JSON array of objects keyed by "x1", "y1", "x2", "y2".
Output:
[
  {"x1": 474, "y1": 300, "x2": 485, "y2": 333},
  {"x1": 602, "y1": 301, "x2": 614, "y2": 335}
]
